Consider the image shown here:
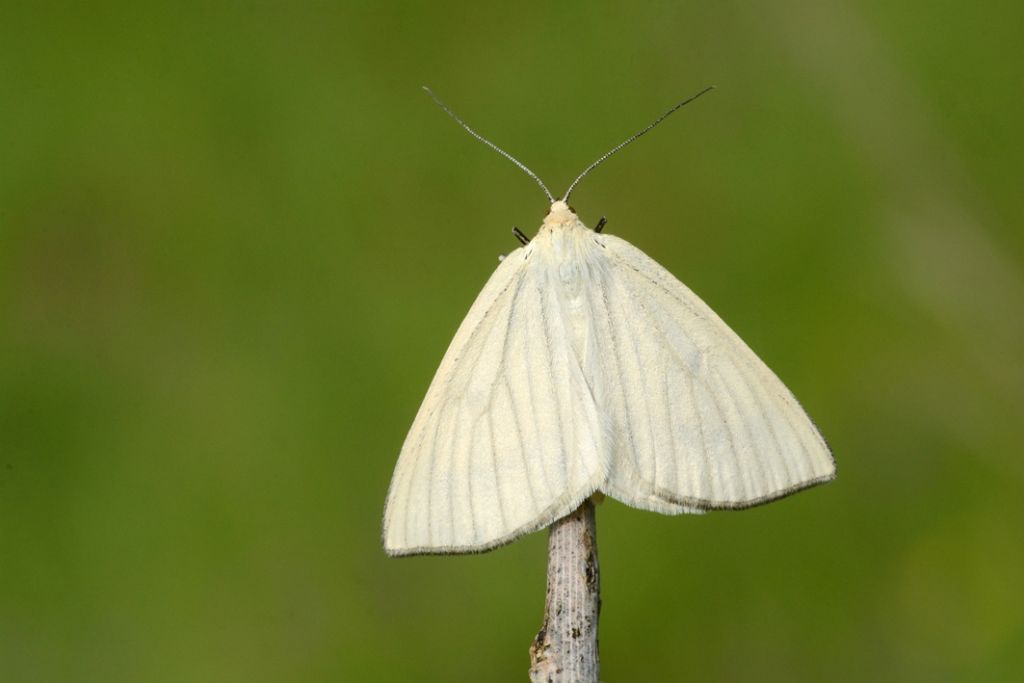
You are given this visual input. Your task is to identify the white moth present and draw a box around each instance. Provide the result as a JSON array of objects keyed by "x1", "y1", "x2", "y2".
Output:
[{"x1": 383, "y1": 88, "x2": 835, "y2": 556}]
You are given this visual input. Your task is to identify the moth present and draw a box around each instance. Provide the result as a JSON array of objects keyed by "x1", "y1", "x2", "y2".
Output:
[{"x1": 383, "y1": 88, "x2": 835, "y2": 556}]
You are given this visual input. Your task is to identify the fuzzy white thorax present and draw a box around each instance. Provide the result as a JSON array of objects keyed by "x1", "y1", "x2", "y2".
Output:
[{"x1": 542, "y1": 201, "x2": 586, "y2": 232}]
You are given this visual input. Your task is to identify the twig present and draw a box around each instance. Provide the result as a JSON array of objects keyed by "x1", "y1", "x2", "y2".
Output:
[{"x1": 529, "y1": 499, "x2": 601, "y2": 683}]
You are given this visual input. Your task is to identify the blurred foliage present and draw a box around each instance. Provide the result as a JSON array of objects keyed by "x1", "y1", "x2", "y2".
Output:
[{"x1": 1, "y1": 2, "x2": 1022, "y2": 681}]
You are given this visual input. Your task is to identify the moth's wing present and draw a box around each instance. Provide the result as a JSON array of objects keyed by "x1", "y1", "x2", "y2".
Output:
[
  {"x1": 592, "y1": 234, "x2": 835, "y2": 512},
  {"x1": 383, "y1": 249, "x2": 606, "y2": 555}
]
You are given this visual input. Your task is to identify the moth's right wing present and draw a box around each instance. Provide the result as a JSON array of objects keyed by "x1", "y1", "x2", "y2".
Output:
[
  {"x1": 592, "y1": 234, "x2": 835, "y2": 513},
  {"x1": 383, "y1": 248, "x2": 605, "y2": 556}
]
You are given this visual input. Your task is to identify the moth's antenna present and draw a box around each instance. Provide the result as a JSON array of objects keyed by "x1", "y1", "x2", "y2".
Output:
[
  {"x1": 423, "y1": 87, "x2": 555, "y2": 204},
  {"x1": 562, "y1": 86, "x2": 715, "y2": 201}
]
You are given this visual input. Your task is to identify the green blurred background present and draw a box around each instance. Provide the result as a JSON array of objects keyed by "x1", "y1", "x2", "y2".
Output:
[{"x1": 1, "y1": 2, "x2": 1021, "y2": 681}]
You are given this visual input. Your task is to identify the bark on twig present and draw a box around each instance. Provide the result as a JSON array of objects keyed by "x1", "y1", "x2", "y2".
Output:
[{"x1": 529, "y1": 499, "x2": 600, "y2": 683}]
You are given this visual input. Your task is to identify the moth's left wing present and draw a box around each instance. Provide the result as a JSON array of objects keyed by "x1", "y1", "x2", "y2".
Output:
[{"x1": 383, "y1": 249, "x2": 607, "y2": 556}]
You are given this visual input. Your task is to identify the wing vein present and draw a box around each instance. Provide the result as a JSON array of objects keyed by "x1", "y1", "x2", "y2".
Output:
[
  {"x1": 422, "y1": 405, "x2": 447, "y2": 546},
  {"x1": 743, "y1": 368, "x2": 793, "y2": 491},
  {"x1": 703, "y1": 367, "x2": 742, "y2": 500},
  {"x1": 502, "y1": 376, "x2": 539, "y2": 516},
  {"x1": 486, "y1": 411, "x2": 509, "y2": 532},
  {"x1": 598, "y1": 286, "x2": 642, "y2": 489},
  {"x1": 522, "y1": 329, "x2": 554, "y2": 501},
  {"x1": 610, "y1": 275, "x2": 662, "y2": 491},
  {"x1": 712, "y1": 366, "x2": 766, "y2": 498},
  {"x1": 465, "y1": 415, "x2": 480, "y2": 544},
  {"x1": 539, "y1": 282, "x2": 570, "y2": 492},
  {"x1": 683, "y1": 359, "x2": 714, "y2": 499}
]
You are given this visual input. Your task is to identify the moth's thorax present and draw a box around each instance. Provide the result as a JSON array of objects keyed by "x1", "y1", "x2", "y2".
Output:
[
  {"x1": 530, "y1": 202, "x2": 605, "y2": 361},
  {"x1": 533, "y1": 202, "x2": 595, "y2": 265},
  {"x1": 540, "y1": 200, "x2": 587, "y2": 233}
]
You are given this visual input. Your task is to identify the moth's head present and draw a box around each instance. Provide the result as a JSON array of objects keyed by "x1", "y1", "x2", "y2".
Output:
[{"x1": 542, "y1": 200, "x2": 578, "y2": 229}]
